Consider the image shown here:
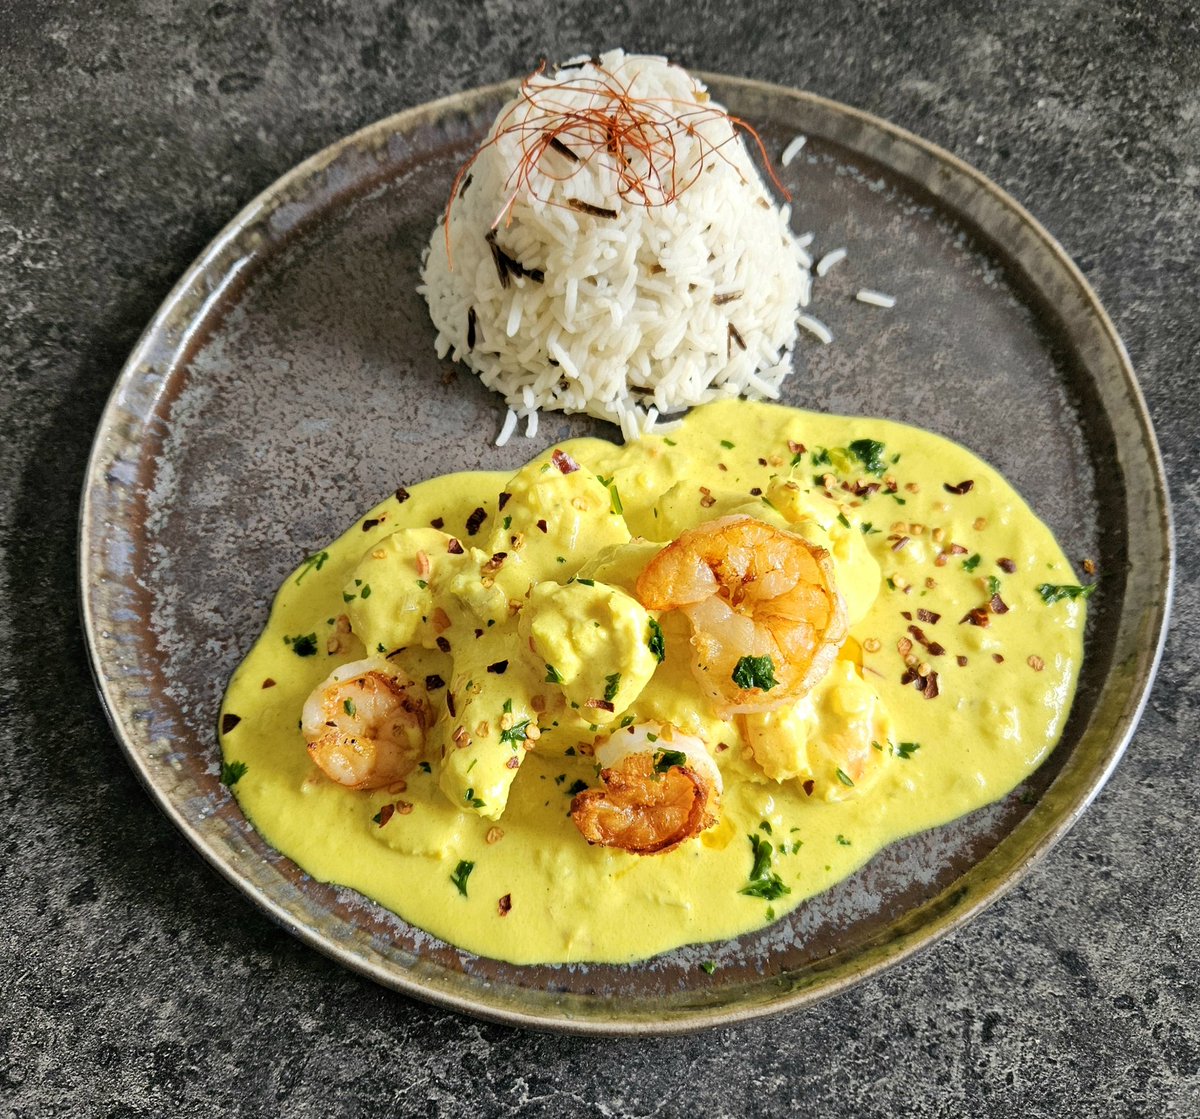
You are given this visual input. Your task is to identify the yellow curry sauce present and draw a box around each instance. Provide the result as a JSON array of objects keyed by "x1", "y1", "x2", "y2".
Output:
[{"x1": 219, "y1": 400, "x2": 1088, "y2": 965}]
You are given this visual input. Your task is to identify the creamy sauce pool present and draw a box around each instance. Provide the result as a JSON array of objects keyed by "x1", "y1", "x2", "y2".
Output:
[{"x1": 220, "y1": 401, "x2": 1087, "y2": 965}]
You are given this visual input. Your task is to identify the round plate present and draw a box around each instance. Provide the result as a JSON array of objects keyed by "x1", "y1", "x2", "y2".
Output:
[{"x1": 80, "y1": 74, "x2": 1172, "y2": 1034}]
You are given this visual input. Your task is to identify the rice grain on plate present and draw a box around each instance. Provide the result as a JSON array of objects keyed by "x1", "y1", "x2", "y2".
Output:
[{"x1": 419, "y1": 50, "x2": 811, "y2": 439}]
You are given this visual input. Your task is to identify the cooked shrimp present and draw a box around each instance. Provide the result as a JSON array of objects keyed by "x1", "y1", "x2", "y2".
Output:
[
  {"x1": 636, "y1": 515, "x2": 848, "y2": 715},
  {"x1": 301, "y1": 658, "x2": 429, "y2": 790},
  {"x1": 570, "y1": 724, "x2": 720, "y2": 855}
]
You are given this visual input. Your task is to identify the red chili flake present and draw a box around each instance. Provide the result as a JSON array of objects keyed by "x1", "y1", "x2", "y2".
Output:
[
  {"x1": 956, "y1": 655, "x2": 968, "y2": 667},
  {"x1": 901, "y1": 611, "x2": 913, "y2": 621},
  {"x1": 395, "y1": 486, "x2": 410, "y2": 503},
  {"x1": 425, "y1": 674, "x2": 445, "y2": 691},
  {"x1": 908, "y1": 625, "x2": 946, "y2": 657},
  {"x1": 221, "y1": 714, "x2": 241, "y2": 734},
  {"x1": 749, "y1": 487, "x2": 763, "y2": 496},
  {"x1": 758, "y1": 458, "x2": 768, "y2": 466},
  {"x1": 362, "y1": 517, "x2": 382, "y2": 532},
  {"x1": 934, "y1": 554, "x2": 948, "y2": 567},
  {"x1": 997, "y1": 557, "x2": 1017, "y2": 574},
  {"x1": 447, "y1": 538, "x2": 464, "y2": 554},
  {"x1": 584, "y1": 698, "x2": 615, "y2": 712},
  {"x1": 990, "y1": 594, "x2": 1010, "y2": 615},
  {"x1": 917, "y1": 609, "x2": 941, "y2": 624},
  {"x1": 261, "y1": 678, "x2": 276, "y2": 689},
  {"x1": 505, "y1": 756, "x2": 520, "y2": 770},
  {"x1": 431, "y1": 517, "x2": 445, "y2": 530},
  {"x1": 436, "y1": 636, "x2": 452, "y2": 653},
  {"x1": 716, "y1": 741, "x2": 729, "y2": 752},
  {"x1": 943, "y1": 480, "x2": 975, "y2": 495},
  {"x1": 961, "y1": 607, "x2": 991, "y2": 627},
  {"x1": 498, "y1": 492, "x2": 512, "y2": 510},
  {"x1": 487, "y1": 660, "x2": 509, "y2": 675},
  {"x1": 919, "y1": 671, "x2": 940, "y2": 699},
  {"x1": 498, "y1": 893, "x2": 513, "y2": 916},
  {"x1": 376, "y1": 803, "x2": 395, "y2": 828},
  {"x1": 948, "y1": 543, "x2": 969, "y2": 555},
  {"x1": 891, "y1": 536, "x2": 910, "y2": 552},
  {"x1": 551, "y1": 449, "x2": 580, "y2": 474},
  {"x1": 900, "y1": 666, "x2": 918, "y2": 686},
  {"x1": 846, "y1": 480, "x2": 881, "y2": 497},
  {"x1": 535, "y1": 518, "x2": 548, "y2": 533},
  {"x1": 788, "y1": 440, "x2": 806, "y2": 454},
  {"x1": 447, "y1": 693, "x2": 457, "y2": 717},
  {"x1": 466, "y1": 507, "x2": 487, "y2": 536},
  {"x1": 992, "y1": 653, "x2": 1005, "y2": 663},
  {"x1": 474, "y1": 628, "x2": 483, "y2": 638}
]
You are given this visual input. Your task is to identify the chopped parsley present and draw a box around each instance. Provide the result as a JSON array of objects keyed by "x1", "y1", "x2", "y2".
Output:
[
  {"x1": 463, "y1": 788, "x2": 485, "y2": 809},
  {"x1": 284, "y1": 632, "x2": 318, "y2": 657},
  {"x1": 962, "y1": 553, "x2": 981, "y2": 573},
  {"x1": 499, "y1": 717, "x2": 532, "y2": 746},
  {"x1": 732, "y1": 654, "x2": 778, "y2": 692},
  {"x1": 653, "y1": 749, "x2": 688, "y2": 773},
  {"x1": 739, "y1": 833, "x2": 791, "y2": 901},
  {"x1": 294, "y1": 551, "x2": 328, "y2": 584},
  {"x1": 416, "y1": 579, "x2": 428, "y2": 590},
  {"x1": 419, "y1": 762, "x2": 432, "y2": 773},
  {"x1": 647, "y1": 618, "x2": 666, "y2": 662},
  {"x1": 219, "y1": 760, "x2": 248, "y2": 787},
  {"x1": 848, "y1": 438, "x2": 887, "y2": 477},
  {"x1": 545, "y1": 664, "x2": 564, "y2": 684},
  {"x1": 700, "y1": 961, "x2": 717, "y2": 975},
  {"x1": 720, "y1": 439, "x2": 735, "y2": 449},
  {"x1": 575, "y1": 577, "x2": 595, "y2": 587},
  {"x1": 502, "y1": 515, "x2": 512, "y2": 530},
  {"x1": 343, "y1": 698, "x2": 357, "y2": 717},
  {"x1": 663, "y1": 437, "x2": 677, "y2": 446},
  {"x1": 566, "y1": 779, "x2": 588, "y2": 796},
  {"x1": 894, "y1": 741, "x2": 921, "y2": 759},
  {"x1": 811, "y1": 448, "x2": 831, "y2": 467},
  {"x1": 360, "y1": 583, "x2": 372, "y2": 599},
  {"x1": 861, "y1": 522, "x2": 881, "y2": 535},
  {"x1": 603, "y1": 672, "x2": 621, "y2": 702},
  {"x1": 1037, "y1": 582, "x2": 1097, "y2": 605},
  {"x1": 987, "y1": 574, "x2": 1001, "y2": 597},
  {"x1": 836, "y1": 834, "x2": 852, "y2": 846},
  {"x1": 450, "y1": 860, "x2": 474, "y2": 896}
]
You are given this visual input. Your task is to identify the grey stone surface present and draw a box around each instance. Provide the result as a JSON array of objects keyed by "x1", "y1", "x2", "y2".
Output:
[{"x1": 1, "y1": 0, "x2": 1195, "y2": 1115}]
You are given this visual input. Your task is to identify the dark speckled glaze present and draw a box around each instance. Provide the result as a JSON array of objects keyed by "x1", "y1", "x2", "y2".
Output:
[{"x1": 79, "y1": 76, "x2": 1171, "y2": 1034}]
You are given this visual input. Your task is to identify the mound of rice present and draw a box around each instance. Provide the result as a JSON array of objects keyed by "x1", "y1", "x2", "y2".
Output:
[{"x1": 419, "y1": 50, "x2": 810, "y2": 442}]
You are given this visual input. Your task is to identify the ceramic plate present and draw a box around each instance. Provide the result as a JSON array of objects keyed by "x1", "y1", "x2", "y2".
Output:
[{"x1": 80, "y1": 74, "x2": 1172, "y2": 1034}]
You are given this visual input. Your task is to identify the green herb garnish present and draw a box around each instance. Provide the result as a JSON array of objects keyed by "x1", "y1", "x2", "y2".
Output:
[
  {"x1": 294, "y1": 551, "x2": 328, "y2": 584},
  {"x1": 739, "y1": 833, "x2": 791, "y2": 901},
  {"x1": 848, "y1": 438, "x2": 887, "y2": 477},
  {"x1": 894, "y1": 741, "x2": 921, "y2": 759},
  {"x1": 463, "y1": 788, "x2": 485, "y2": 809},
  {"x1": 720, "y1": 440, "x2": 735, "y2": 449},
  {"x1": 284, "y1": 632, "x2": 318, "y2": 657},
  {"x1": 653, "y1": 749, "x2": 688, "y2": 773},
  {"x1": 450, "y1": 860, "x2": 474, "y2": 896},
  {"x1": 219, "y1": 760, "x2": 248, "y2": 787},
  {"x1": 343, "y1": 698, "x2": 356, "y2": 717},
  {"x1": 1037, "y1": 582, "x2": 1097, "y2": 605},
  {"x1": 837, "y1": 512, "x2": 851, "y2": 529},
  {"x1": 500, "y1": 718, "x2": 532, "y2": 746},
  {"x1": 962, "y1": 554, "x2": 981, "y2": 573},
  {"x1": 835, "y1": 767, "x2": 855, "y2": 787},
  {"x1": 987, "y1": 575, "x2": 1001, "y2": 597},
  {"x1": 566, "y1": 779, "x2": 588, "y2": 796},
  {"x1": 545, "y1": 664, "x2": 564, "y2": 684},
  {"x1": 603, "y1": 672, "x2": 621, "y2": 702},
  {"x1": 731, "y1": 654, "x2": 778, "y2": 692},
  {"x1": 700, "y1": 961, "x2": 717, "y2": 975},
  {"x1": 647, "y1": 618, "x2": 666, "y2": 662}
]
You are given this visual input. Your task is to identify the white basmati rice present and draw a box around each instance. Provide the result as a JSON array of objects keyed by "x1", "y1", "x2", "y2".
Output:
[
  {"x1": 419, "y1": 50, "x2": 815, "y2": 439},
  {"x1": 495, "y1": 408, "x2": 518, "y2": 446},
  {"x1": 797, "y1": 314, "x2": 833, "y2": 344},
  {"x1": 781, "y1": 134, "x2": 807, "y2": 166},
  {"x1": 815, "y1": 247, "x2": 848, "y2": 277},
  {"x1": 856, "y1": 289, "x2": 896, "y2": 308}
]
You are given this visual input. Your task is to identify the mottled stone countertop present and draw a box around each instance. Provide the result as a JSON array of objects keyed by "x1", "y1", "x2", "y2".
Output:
[{"x1": 2, "y1": 2, "x2": 1196, "y2": 1115}]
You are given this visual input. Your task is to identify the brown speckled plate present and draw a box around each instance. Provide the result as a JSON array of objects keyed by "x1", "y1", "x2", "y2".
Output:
[{"x1": 79, "y1": 75, "x2": 1172, "y2": 1034}]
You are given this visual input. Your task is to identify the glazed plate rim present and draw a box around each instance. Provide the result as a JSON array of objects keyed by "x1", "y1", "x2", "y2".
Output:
[{"x1": 79, "y1": 73, "x2": 1174, "y2": 1034}]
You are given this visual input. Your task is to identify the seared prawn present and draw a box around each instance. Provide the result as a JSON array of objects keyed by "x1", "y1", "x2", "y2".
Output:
[
  {"x1": 636, "y1": 515, "x2": 848, "y2": 716},
  {"x1": 301, "y1": 658, "x2": 429, "y2": 790},
  {"x1": 570, "y1": 723, "x2": 721, "y2": 855}
]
